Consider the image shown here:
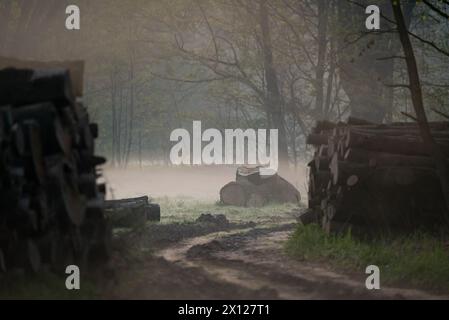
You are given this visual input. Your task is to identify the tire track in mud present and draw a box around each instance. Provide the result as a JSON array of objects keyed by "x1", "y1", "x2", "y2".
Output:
[
  {"x1": 107, "y1": 221, "x2": 280, "y2": 299},
  {"x1": 155, "y1": 223, "x2": 448, "y2": 300}
]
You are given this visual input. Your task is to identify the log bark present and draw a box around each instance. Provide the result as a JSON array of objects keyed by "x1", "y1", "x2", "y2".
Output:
[
  {"x1": 306, "y1": 133, "x2": 329, "y2": 146},
  {"x1": 344, "y1": 148, "x2": 443, "y2": 168},
  {"x1": 0, "y1": 66, "x2": 110, "y2": 272},
  {"x1": 105, "y1": 196, "x2": 160, "y2": 227},
  {"x1": 221, "y1": 169, "x2": 300, "y2": 207},
  {"x1": 0, "y1": 57, "x2": 84, "y2": 97},
  {"x1": 329, "y1": 154, "x2": 367, "y2": 186},
  {"x1": 345, "y1": 130, "x2": 449, "y2": 156},
  {"x1": 0, "y1": 248, "x2": 5, "y2": 272},
  {"x1": 104, "y1": 196, "x2": 150, "y2": 209},
  {"x1": 220, "y1": 182, "x2": 247, "y2": 207},
  {"x1": 0, "y1": 68, "x2": 75, "y2": 107},
  {"x1": 12, "y1": 103, "x2": 72, "y2": 155},
  {"x1": 308, "y1": 116, "x2": 449, "y2": 233}
]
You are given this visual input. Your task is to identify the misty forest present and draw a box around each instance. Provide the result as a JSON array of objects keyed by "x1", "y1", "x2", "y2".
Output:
[
  {"x1": 1, "y1": 0, "x2": 447, "y2": 166},
  {"x1": 1, "y1": 0, "x2": 449, "y2": 300}
]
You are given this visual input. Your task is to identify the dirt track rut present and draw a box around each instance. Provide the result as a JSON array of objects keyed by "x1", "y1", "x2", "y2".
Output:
[{"x1": 107, "y1": 221, "x2": 447, "y2": 300}]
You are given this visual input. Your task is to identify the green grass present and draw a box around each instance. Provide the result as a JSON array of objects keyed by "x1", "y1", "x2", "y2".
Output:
[
  {"x1": 286, "y1": 224, "x2": 449, "y2": 291},
  {"x1": 0, "y1": 197, "x2": 300, "y2": 299},
  {"x1": 0, "y1": 272, "x2": 98, "y2": 300},
  {"x1": 154, "y1": 196, "x2": 299, "y2": 225}
]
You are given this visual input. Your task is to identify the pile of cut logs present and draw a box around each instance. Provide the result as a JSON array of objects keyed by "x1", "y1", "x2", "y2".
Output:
[
  {"x1": 105, "y1": 196, "x2": 161, "y2": 228},
  {"x1": 0, "y1": 62, "x2": 110, "y2": 274},
  {"x1": 220, "y1": 166, "x2": 300, "y2": 207},
  {"x1": 305, "y1": 117, "x2": 449, "y2": 234}
]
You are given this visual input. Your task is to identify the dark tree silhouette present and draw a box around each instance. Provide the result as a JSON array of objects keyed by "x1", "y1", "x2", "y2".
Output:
[{"x1": 391, "y1": 0, "x2": 449, "y2": 216}]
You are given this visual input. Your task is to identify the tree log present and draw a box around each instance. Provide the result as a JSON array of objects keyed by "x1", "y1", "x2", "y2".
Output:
[
  {"x1": 0, "y1": 57, "x2": 84, "y2": 97},
  {"x1": 104, "y1": 196, "x2": 160, "y2": 227},
  {"x1": 0, "y1": 248, "x2": 5, "y2": 272},
  {"x1": 314, "y1": 156, "x2": 330, "y2": 171},
  {"x1": 104, "y1": 196, "x2": 150, "y2": 209},
  {"x1": 306, "y1": 133, "x2": 329, "y2": 146},
  {"x1": 221, "y1": 171, "x2": 300, "y2": 207},
  {"x1": 344, "y1": 148, "x2": 443, "y2": 168},
  {"x1": 220, "y1": 182, "x2": 247, "y2": 206},
  {"x1": 345, "y1": 130, "x2": 449, "y2": 156},
  {"x1": 0, "y1": 68, "x2": 75, "y2": 107},
  {"x1": 13, "y1": 103, "x2": 72, "y2": 155}
]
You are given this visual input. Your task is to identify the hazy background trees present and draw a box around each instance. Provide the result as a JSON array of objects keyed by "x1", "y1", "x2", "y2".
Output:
[{"x1": 0, "y1": 0, "x2": 447, "y2": 168}]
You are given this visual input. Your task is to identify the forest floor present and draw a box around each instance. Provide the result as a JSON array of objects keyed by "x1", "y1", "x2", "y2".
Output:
[
  {"x1": 100, "y1": 197, "x2": 448, "y2": 300},
  {"x1": 2, "y1": 166, "x2": 448, "y2": 299}
]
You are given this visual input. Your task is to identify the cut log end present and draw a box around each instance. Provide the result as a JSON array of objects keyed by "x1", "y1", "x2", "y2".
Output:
[
  {"x1": 308, "y1": 118, "x2": 449, "y2": 233},
  {"x1": 346, "y1": 175, "x2": 359, "y2": 187},
  {"x1": 220, "y1": 182, "x2": 247, "y2": 207}
]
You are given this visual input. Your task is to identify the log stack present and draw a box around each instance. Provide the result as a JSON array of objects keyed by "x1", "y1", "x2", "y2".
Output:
[
  {"x1": 105, "y1": 196, "x2": 161, "y2": 228},
  {"x1": 220, "y1": 166, "x2": 301, "y2": 207},
  {"x1": 306, "y1": 117, "x2": 449, "y2": 234},
  {"x1": 0, "y1": 65, "x2": 110, "y2": 274}
]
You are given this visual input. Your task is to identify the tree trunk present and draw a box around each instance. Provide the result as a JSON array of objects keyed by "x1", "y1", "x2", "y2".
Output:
[
  {"x1": 259, "y1": 0, "x2": 289, "y2": 171},
  {"x1": 125, "y1": 53, "x2": 135, "y2": 166},
  {"x1": 110, "y1": 71, "x2": 117, "y2": 167},
  {"x1": 391, "y1": 0, "x2": 449, "y2": 215},
  {"x1": 324, "y1": 37, "x2": 336, "y2": 118},
  {"x1": 0, "y1": 2, "x2": 12, "y2": 53},
  {"x1": 336, "y1": 1, "x2": 415, "y2": 123},
  {"x1": 139, "y1": 129, "x2": 142, "y2": 169},
  {"x1": 315, "y1": 0, "x2": 329, "y2": 119}
]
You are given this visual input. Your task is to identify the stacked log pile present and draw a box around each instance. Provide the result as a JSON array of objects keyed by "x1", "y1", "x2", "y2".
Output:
[
  {"x1": 220, "y1": 166, "x2": 301, "y2": 207},
  {"x1": 306, "y1": 117, "x2": 449, "y2": 234},
  {"x1": 105, "y1": 196, "x2": 161, "y2": 228},
  {"x1": 0, "y1": 65, "x2": 110, "y2": 273}
]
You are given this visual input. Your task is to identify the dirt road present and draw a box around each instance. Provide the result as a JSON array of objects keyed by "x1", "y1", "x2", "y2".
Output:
[{"x1": 105, "y1": 217, "x2": 445, "y2": 300}]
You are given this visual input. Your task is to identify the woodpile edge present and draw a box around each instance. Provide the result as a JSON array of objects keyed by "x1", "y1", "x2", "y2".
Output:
[
  {"x1": 0, "y1": 65, "x2": 110, "y2": 274},
  {"x1": 304, "y1": 117, "x2": 449, "y2": 234}
]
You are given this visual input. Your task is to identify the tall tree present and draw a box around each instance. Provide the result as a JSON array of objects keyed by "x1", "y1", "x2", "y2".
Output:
[
  {"x1": 336, "y1": 0, "x2": 415, "y2": 123},
  {"x1": 315, "y1": 0, "x2": 329, "y2": 119},
  {"x1": 259, "y1": 0, "x2": 289, "y2": 170},
  {"x1": 391, "y1": 0, "x2": 449, "y2": 215}
]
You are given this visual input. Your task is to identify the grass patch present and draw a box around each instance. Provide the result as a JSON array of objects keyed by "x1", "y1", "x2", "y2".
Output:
[
  {"x1": 154, "y1": 196, "x2": 299, "y2": 225},
  {"x1": 285, "y1": 224, "x2": 449, "y2": 292},
  {"x1": 0, "y1": 272, "x2": 98, "y2": 299}
]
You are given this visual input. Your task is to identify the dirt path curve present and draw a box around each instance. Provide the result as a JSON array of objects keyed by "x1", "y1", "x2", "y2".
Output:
[
  {"x1": 140, "y1": 223, "x2": 446, "y2": 300},
  {"x1": 107, "y1": 224, "x2": 447, "y2": 299}
]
